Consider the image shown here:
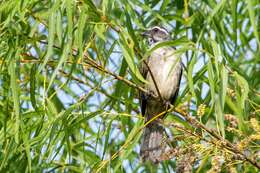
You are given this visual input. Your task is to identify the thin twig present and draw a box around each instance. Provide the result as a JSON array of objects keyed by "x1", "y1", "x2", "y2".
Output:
[
  {"x1": 34, "y1": 40, "x2": 260, "y2": 170},
  {"x1": 173, "y1": 107, "x2": 260, "y2": 169},
  {"x1": 37, "y1": 40, "x2": 150, "y2": 95}
]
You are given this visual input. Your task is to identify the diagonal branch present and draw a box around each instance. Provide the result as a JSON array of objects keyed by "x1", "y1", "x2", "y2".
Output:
[{"x1": 35, "y1": 40, "x2": 260, "y2": 170}]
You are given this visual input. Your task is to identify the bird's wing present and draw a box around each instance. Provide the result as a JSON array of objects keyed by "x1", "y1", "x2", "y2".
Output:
[
  {"x1": 139, "y1": 59, "x2": 149, "y2": 116},
  {"x1": 170, "y1": 65, "x2": 182, "y2": 104},
  {"x1": 139, "y1": 59, "x2": 149, "y2": 78}
]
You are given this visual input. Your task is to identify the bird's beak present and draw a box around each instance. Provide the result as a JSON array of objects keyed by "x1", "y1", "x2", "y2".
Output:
[{"x1": 141, "y1": 30, "x2": 151, "y2": 37}]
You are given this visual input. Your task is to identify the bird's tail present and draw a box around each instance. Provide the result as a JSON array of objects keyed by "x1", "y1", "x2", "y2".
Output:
[{"x1": 140, "y1": 122, "x2": 166, "y2": 163}]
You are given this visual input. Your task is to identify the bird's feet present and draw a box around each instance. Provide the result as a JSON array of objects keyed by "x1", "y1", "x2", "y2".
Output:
[{"x1": 164, "y1": 100, "x2": 172, "y2": 110}]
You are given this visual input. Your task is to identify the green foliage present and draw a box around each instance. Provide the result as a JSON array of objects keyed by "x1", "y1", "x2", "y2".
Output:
[{"x1": 0, "y1": 0, "x2": 259, "y2": 172}]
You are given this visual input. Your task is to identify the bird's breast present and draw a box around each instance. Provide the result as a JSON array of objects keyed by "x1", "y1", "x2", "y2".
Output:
[{"x1": 146, "y1": 47, "x2": 182, "y2": 100}]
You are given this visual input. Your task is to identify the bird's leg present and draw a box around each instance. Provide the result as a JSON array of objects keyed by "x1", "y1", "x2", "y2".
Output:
[{"x1": 164, "y1": 100, "x2": 172, "y2": 110}]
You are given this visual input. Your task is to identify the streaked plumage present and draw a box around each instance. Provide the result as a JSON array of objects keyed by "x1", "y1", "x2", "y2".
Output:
[{"x1": 140, "y1": 26, "x2": 182, "y2": 163}]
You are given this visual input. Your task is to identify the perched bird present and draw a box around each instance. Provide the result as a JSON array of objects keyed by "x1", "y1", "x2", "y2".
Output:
[{"x1": 139, "y1": 26, "x2": 182, "y2": 163}]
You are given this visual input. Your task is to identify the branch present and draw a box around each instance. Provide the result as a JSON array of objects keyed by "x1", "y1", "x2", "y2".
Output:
[
  {"x1": 19, "y1": 54, "x2": 140, "y2": 114},
  {"x1": 173, "y1": 107, "x2": 260, "y2": 169},
  {"x1": 34, "y1": 40, "x2": 260, "y2": 170}
]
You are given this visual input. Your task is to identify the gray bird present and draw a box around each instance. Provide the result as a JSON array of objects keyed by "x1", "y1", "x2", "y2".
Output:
[{"x1": 139, "y1": 26, "x2": 182, "y2": 163}]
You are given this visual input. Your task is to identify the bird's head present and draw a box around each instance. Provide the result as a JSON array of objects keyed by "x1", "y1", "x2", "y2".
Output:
[{"x1": 142, "y1": 26, "x2": 170, "y2": 45}]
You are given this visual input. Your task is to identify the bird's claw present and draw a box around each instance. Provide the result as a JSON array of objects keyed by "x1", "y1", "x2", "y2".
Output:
[{"x1": 164, "y1": 100, "x2": 172, "y2": 110}]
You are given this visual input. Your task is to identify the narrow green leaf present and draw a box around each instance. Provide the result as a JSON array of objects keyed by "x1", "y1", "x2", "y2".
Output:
[
  {"x1": 77, "y1": 12, "x2": 87, "y2": 59},
  {"x1": 56, "y1": 11, "x2": 62, "y2": 44},
  {"x1": 83, "y1": 0, "x2": 101, "y2": 22},
  {"x1": 207, "y1": 57, "x2": 215, "y2": 106},
  {"x1": 23, "y1": 132, "x2": 31, "y2": 172},
  {"x1": 246, "y1": 0, "x2": 260, "y2": 48},
  {"x1": 187, "y1": 55, "x2": 196, "y2": 98},
  {"x1": 226, "y1": 97, "x2": 240, "y2": 116},
  {"x1": 95, "y1": 24, "x2": 106, "y2": 41},
  {"x1": 133, "y1": 1, "x2": 167, "y2": 23},
  {"x1": 66, "y1": 0, "x2": 73, "y2": 37},
  {"x1": 144, "y1": 37, "x2": 190, "y2": 59},
  {"x1": 231, "y1": 0, "x2": 238, "y2": 43},
  {"x1": 38, "y1": 11, "x2": 55, "y2": 73},
  {"x1": 46, "y1": 98, "x2": 58, "y2": 120},
  {"x1": 160, "y1": 0, "x2": 170, "y2": 12},
  {"x1": 115, "y1": 59, "x2": 128, "y2": 92},
  {"x1": 220, "y1": 65, "x2": 228, "y2": 109},
  {"x1": 30, "y1": 64, "x2": 37, "y2": 110},
  {"x1": 102, "y1": 118, "x2": 114, "y2": 160},
  {"x1": 125, "y1": 12, "x2": 138, "y2": 46},
  {"x1": 211, "y1": 39, "x2": 220, "y2": 76},
  {"x1": 46, "y1": 43, "x2": 70, "y2": 92},
  {"x1": 217, "y1": 65, "x2": 228, "y2": 137},
  {"x1": 215, "y1": 95, "x2": 224, "y2": 137},
  {"x1": 119, "y1": 32, "x2": 146, "y2": 83},
  {"x1": 234, "y1": 72, "x2": 248, "y2": 132},
  {"x1": 2, "y1": 68, "x2": 10, "y2": 140},
  {"x1": 207, "y1": 0, "x2": 227, "y2": 24},
  {"x1": 9, "y1": 58, "x2": 20, "y2": 143}
]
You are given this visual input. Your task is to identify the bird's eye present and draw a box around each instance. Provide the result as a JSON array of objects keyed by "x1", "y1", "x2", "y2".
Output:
[{"x1": 154, "y1": 28, "x2": 159, "y2": 32}]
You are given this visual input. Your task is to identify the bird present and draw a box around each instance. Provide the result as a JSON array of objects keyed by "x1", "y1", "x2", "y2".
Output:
[{"x1": 139, "y1": 26, "x2": 182, "y2": 163}]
